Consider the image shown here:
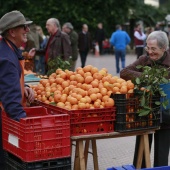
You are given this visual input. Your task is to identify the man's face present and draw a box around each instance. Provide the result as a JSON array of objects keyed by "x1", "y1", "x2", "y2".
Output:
[
  {"x1": 145, "y1": 39, "x2": 166, "y2": 61},
  {"x1": 10, "y1": 25, "x2": 30, "y2": 47},
  {"x1": 62, "y1": 26, "x2": 70, "y2": 33},
  {"x1": 46, "y1": 20, "x2": 57, "y2": 35},
  {"x1": 83, "y1": 25, "x2": 88, "y2": 33}
]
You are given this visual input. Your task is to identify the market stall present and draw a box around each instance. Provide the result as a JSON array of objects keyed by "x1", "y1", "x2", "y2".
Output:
[{"x1": 2, "y1": 65, "x2": 168, "y2": 169}]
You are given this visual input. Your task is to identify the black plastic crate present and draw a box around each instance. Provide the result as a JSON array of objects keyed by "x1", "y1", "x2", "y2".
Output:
[
  {"x1": 4, "y1": 151, "x2": 71, "y2": 170},
  {"x1": 111, "y1": 93, "x2": 161, "y2": 132}
]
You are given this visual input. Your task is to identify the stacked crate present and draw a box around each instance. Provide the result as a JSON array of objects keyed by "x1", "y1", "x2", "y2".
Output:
[
  {"x1": 110, "y1": 93, "x2": 160, "y2": 132},
  {"x1": 32, "y1": 101, "x2": 116, "y2": 136},
  {"x1": 2, "y1": 106, "x2": 71, "y2": 170}
]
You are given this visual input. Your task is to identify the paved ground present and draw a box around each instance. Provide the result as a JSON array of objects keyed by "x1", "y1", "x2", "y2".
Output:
[{"x1": 71, "y1": 52, "x2": 169, "y2": 170}]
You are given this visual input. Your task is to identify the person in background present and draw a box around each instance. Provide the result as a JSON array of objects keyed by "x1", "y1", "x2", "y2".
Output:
[
  {"x1": 29, "y1": 18, "x2": 72, "y2": 74},
  {"x1": 120, "y1": 31, "x2": 170, "y2": 168},
  {"x1": 110, "y1": 24, "x2": 131, "y2": 74},
  {"x1": 95, "y1": 22, "x2": 105, "y2": 55},
  {"x1": 25, "y1": 21, "x2": 43, "y2": 73},
  {"x1": 134, "y1": 23, "x2": 146, "y2": 59},
  {"x1": 36, "y1": 25, "x2": 49, "y2": 75},
  {"x1": 154, "y1": 23, "x2": 161, "y2": 31},
  {"x1": 102, "y1": 38, "x2": 111, "y2": 54},
  {"x1": 0, "y1": 10, "x2": 35, "y2": 168},
  {"x1": 62, "y1": 22, "x2": 78, "y2": 71},
  {"x1": 78, "y1": 24, "x2": 92, "y2": 68}
]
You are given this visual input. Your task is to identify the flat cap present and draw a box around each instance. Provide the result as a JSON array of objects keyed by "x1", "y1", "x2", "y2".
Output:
[
  {"x1": 0, "y1": 10, "x2": 33, "y2": 34},
  {"x1": 64, "y1": 22, "x2": 74, "y2": 30}
]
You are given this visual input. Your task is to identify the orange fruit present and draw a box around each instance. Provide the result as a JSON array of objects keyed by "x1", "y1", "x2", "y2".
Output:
[
  {"x1": 91, "y1": 67, "x2": 99, "y2": 75},
  {"x1": 85, "y1": 76, "x2": 93, "y2": 84},
  {"x1": 112, "y1": 87, "x2": 120, "y2": 94},
  {"x1": 70, "y1": 97, "x2": 78, "y2": 105},
  {"x1": 127, "y1": 82, "x2": 134, "y2": 90},
  {"x1": 94, "y1": 101, "x2": 100, "y2": 108},
  {"x1": 84, "y1": 72, "x2": 92, "y2": 78},
  {"x1": 77, "y1": 69, "x2": 85, "y2": 77},
  {"x1": 78, "y1": 102, "x2": 86, "y2": 109},
  {"x1": 91, "y1": 80, "x2": 99, "y2": 88},
  {"x1": 120, "y1": 86, "x2": 128, "y2": 94},
  {"x1": 60, "y1": 95, "x2": 67, "y2": 103},
  {"x1": 116, "y1": 78, "x2": 125, "y2": 84},
  {"x1": 85, "y1": 96, "x2": 91, "y2": 103},
  {"x1": 102, "y1": 95, "x2": 109, "y2": 102},
  {"x1": 105, "y1": 98, "x2": 114, "y2": 107},
  {"x1": 65, "y1": 105, "x2": 71, "y2": 110},
  {"x1": 57, "y1": 102, "x2": 65, "y2": 108},
  {"x1": 60, "y1": 72, "x2": 67, "y2": 79},
  {"x1": 90, "y1": 94, "x2": 98, "y2": 101},
  {"x1": 93, "y1": 73, "x2": 103, "y2": 81},
  {"x1": 62, "y1": 81, "x2": 69, "y2": 89},
  {"x1": 70, "y1": 75, "x2": 76, "y2": 81},
  {"x1": 100, "y1": 88, "x2": 108, "y2": 96},
  {"x1": 56, "y1": 68, "x2": 62, "y2": 74},
  {"x1": 54, "y1": 94, "x2": 62, "y2": 103},
  {"x1": 80, "y1": 97, "x2": 87, "y2": 103},
  {"x1": 97, "y1": 93, "x2": 102, "y2": 100},
  {"x1": 83, "y1": 65, "x2": 92, "y2": 72},
  {"x1": 71, "y1": 104, "x2": 78, "y2": 110},
  {"x1": 55, "y1": 77, "x2": 64, "y2": 84},
  {"x1": 114, "y1": 83, "x2": 121, "y2": 88}
]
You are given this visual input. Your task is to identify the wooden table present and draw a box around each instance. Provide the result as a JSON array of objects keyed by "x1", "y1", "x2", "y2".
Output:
[{"x1": 71, "y1": 128, "x2": 158, "y2": 170}]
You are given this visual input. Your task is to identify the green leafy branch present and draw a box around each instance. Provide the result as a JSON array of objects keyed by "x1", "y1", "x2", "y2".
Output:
[
  {"x1": 134, "y1": 64, "x2": 169, "y2": 116},
  {"x1": 47, "y1": 56, "x2": 72, "y2": 76}
]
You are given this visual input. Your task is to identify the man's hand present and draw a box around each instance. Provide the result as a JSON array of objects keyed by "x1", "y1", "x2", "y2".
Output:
[
  {"x1": 24, "y1": 86, "x2": 35, "y2": 103},
  {"x1": 28, "y1": 48, "x2": 36, "y2": 57}
]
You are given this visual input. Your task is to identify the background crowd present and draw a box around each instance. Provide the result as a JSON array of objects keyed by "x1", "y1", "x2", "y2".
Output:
[{"x1": 19, "y1": 17, "x2": 170, "y2": 76}]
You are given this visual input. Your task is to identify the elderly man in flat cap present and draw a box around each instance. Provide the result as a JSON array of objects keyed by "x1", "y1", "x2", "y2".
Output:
[
  {"x1": 62, "y1": 22, "x2": 78, "y2": 71},
  {"x1": 0, "y1": 10, "x2": 35, "y2": 168}
]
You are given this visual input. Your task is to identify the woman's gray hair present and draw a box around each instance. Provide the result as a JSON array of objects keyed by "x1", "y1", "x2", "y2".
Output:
[{"x1": 146, "y1": 31, "x2": 169, "y2": 50}]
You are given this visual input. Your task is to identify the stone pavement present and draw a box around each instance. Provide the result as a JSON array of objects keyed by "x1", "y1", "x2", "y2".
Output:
[{"x1": 71, "y1": 52, "x2": 169, "y2": 170}]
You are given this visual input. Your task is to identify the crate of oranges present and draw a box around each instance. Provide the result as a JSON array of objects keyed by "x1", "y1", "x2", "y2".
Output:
[{"x1": 30, "y1": 65, "x2": 138, "y2": 135}]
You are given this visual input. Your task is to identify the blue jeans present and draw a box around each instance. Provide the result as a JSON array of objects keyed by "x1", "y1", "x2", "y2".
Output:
[
  {"x1": 34, "y1": 56, "x2": 45, "y2": 75},
  {"x1": 115, "y1": 49, "x2": 126, "y2": 73}
]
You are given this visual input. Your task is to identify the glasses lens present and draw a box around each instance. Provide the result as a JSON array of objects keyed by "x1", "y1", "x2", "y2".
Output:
[{"x1": 23, "y1": 25, "x2": 29, "y2": 30}]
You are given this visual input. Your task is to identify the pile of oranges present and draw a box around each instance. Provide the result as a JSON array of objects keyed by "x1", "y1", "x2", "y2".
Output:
[{"x1": 31, "y1": 65, "x2": 134, "y2": 110}]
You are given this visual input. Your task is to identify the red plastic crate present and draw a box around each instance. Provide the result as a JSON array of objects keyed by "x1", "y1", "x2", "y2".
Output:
[
  {"x1": 2, "y1": 106, "x2": 70, "y2": 162},
  {"x1": 32, "y1": 101, "x2": 116, "y2": 136}
]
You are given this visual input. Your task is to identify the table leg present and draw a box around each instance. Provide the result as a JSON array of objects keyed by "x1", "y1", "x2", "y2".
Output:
[
  {"x1": 143, "y1": 134, "x2": 151, "y2": 168},
  {"x1": 74, "y1": 141, "x2": 80, "y2": 170},
  {"x1": 136, "y1": 135, "x2": 144, "y2": 169},
  {"x1": 78, "y1": 140, "x2": 86, "y2": 170},
  {"x1": 84, "y1": 139, "x2": 90, "y2": 169},
  {"x1": 92, "y1": 139, "x2": 99, "y2": 170}
]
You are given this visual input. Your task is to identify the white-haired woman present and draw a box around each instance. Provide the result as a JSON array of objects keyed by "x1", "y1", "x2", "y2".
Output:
[{"x1": 120, "y1": 31, "x2": 170, "y2": 167}]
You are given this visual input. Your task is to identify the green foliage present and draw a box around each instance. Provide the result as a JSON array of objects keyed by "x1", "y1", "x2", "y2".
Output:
[
  {"x1": 0, "y1": 0, "x2": 169, "y2": 41},
  {"x1": 134, "y1": 64, "x2": 169, "y2": 116},
  {"x1": 47, "y1": 56, "x2": 71, "y2": 76}
]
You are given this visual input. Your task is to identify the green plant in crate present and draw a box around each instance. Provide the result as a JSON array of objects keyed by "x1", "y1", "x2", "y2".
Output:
[
  {"x1": 47, "y1": 56, "x2": 72, "y2": 76},
  {"x1": 134, "y1": 64, "x2": 169, "y2": 116}
]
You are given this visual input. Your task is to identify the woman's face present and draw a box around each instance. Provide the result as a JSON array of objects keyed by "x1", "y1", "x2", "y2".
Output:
[{"x1": 145, "y1": 39, "x2": 166, "y2": 61}]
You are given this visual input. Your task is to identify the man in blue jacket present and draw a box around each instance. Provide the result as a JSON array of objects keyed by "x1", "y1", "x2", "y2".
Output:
[
  {"x1": 110, "y1": 25, "x2": 131, "y2": 74},
  {"x1": 0, "y1": 10, "x2": 35, "y2": 168}
]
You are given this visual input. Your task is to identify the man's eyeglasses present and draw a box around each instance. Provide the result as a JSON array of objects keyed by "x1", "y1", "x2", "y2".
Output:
[
  {"x1": 144, "y1": 46, "x2": 162, "y2": 53},
  {"x1": 15, "y1": 25, "x2": 29, "y2": 31}
]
